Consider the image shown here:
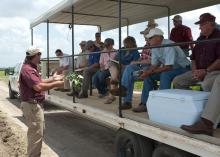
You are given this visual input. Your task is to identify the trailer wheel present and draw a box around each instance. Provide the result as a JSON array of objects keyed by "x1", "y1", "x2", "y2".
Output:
[
  {"x1": 153, "y1": 145, "x2": 198, "y2": 157},
  {"x1": 115, "y1": 129, "x2": 154, "y2": 157},
  {"x1": 8, "y1": 83, "x2": 16, "y2": 99}
]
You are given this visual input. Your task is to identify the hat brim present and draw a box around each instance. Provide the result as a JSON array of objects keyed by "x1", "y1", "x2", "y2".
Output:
[{"x1": 194, "y1": 21, "x2": 201, "y2": 25}]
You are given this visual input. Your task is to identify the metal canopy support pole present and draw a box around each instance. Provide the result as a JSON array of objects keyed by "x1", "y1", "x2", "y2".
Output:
[
  {"x1": 72, "y1": 5, "x2": 75, "y2": 103},
  {"x1": 167, "y1": 7, "x2": 171, "y2": 38},
  {"x1": 118, "y1": 0, "x2": 122, "y2": 118},
  {"x1": 126, "y1": 19, "x2": 129, "y2": 36},
  {"x1": 47, "y1": 20, "x2": 50, "y2": 95},
  {"x1": 31, "y1": 28, "x2": 33, "y2": 45}
]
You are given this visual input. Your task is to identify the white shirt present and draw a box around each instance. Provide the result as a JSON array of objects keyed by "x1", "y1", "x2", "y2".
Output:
[{"x1": 59, "y1": 53, "x2": 72, "y2": 69}]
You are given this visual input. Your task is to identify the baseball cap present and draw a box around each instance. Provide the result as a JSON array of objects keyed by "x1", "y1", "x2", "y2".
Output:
[
  {"x1": 195, "y1": 13, "x2": 216, "y2": 25},
  {"x1": 26, "y1": 46, "x2": 43, "y2": 56},
  {"x1": 172, "y1": 15, "x2": 182, "y2": 21},
  {"x1": 86, "y1": 40, "x2": 95, "y2": 49},
  {"x1": 79, "y1": 41, "x2": 86, "y2": 45},
  {"x1": 145, "y1": 28, "x2": 164, "y2": 39}
]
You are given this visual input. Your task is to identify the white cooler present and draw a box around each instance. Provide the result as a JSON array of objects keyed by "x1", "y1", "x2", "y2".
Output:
[{"x1": 147, "y1": 89, "x2": 210, "y2": 127}]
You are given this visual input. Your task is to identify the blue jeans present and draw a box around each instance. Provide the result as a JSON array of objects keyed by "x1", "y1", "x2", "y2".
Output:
[
  {"x1": 141, "y1": 67, "x2": 190, "y2": 105},
  {"x1": 121, "y1": 64, "x2": 149, "y2": 103},
  {"x1": 92, "y1": 70, "x2": 110, "y2": 95}
]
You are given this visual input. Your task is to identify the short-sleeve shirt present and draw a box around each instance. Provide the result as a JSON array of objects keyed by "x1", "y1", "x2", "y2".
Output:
[
  {"x1": 75, "y1": 50, "x2": 89, "y2": 69},
  {"x1": 151, "y1": 39, "x2": 190, "y2": 69},
  {"x1": 19, "y1": 63, "x2": 45, "y2": 102},
  {"x1": 170, "y1": 25, "x2": 193, "y2": 50},
  {"x1": 190, "y1": 28, "x2": 220, "y2": 69},
  {"x1": 99, "y1": 48, "x2": 116, "y2": 70},
  {"x1": 88, "y1": 47, "x2": 101, "y2": 67},
  {"x1": 116, "y1": 49, "x2": 140, "y2": 65},
  {"x1": 59, "y1": 53, "x2": 72, "y2": 69}
]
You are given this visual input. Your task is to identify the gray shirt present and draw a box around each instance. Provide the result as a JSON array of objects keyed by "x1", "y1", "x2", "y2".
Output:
[{"x1": 151, "y1": 39, "x2": 190, "y2": 69}]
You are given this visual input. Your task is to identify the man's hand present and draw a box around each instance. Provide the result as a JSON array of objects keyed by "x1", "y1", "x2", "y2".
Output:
[
  {"x1": 53, "y1": 73, "x2": 64, "y2": 81},
  {"x1": 140, "y1": 71, "x2": 151, "y2": 79},
  {"x1": 192, "y1": 69, "x2": 206, "y2": 81}
]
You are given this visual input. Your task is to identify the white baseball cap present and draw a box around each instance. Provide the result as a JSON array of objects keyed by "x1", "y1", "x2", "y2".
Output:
[
  {"x1": 26, "y1": 46, "x2": 43, "y2": 56},
  {"x1": 145, "y1": 28, "x2": 164, "y2": 39}
]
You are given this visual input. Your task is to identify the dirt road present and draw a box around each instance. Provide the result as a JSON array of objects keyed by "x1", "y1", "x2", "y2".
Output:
[{"x1": 0, "y1": 81, "x2": 115, "y2": 157}]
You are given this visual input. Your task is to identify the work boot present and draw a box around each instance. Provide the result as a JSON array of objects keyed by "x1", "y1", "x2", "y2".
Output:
[
  {"x1": 120, "y1": 102, "x2": 132, "y2": 110},
  {"x1": 181, "y1": 118, "x2": 213, "y2": 136},
  {"x1": 132, "y1": 103, "x2": 147, "y2": 113}
]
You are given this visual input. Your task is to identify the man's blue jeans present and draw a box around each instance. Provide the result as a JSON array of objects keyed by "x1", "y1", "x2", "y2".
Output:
[
  {"x1": 141, "y1": 67, "x2": 190, "y2": 105},
  {"x1": 121, "y1": 64, "x2": 149, "y2": 103},
  {"x1": 92, "y1": 70, "x2": 110, "y2": 95}
]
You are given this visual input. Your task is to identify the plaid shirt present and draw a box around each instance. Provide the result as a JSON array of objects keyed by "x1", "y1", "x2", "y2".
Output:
[{"x1": 141, "y1": 43, "x2": 151, "y2": 61}]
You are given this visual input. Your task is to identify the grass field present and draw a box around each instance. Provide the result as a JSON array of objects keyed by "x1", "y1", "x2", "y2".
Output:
[{"x1": 0, "y1": 70, "x2": 9, "y2": 84}]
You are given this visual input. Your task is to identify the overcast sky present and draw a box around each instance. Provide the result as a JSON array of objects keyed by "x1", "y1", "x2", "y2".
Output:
[{"x1": 0, "y1": 0, "x2": 220, "y2": 67}]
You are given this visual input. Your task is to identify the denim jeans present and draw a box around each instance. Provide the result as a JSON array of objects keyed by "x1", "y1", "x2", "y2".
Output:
[
  {"x1": 92, "y1": 70, "x2": 110, "y2": 95},
  {"x1": 121, "y1": 64, "x2": 149, "y2": 103},
  {"x1": 141, "y1": 67, "x2": 190, "y2": 105}
]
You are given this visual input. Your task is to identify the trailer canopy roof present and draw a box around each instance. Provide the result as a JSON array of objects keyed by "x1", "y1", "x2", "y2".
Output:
[{"x1": 30, "y1": 0, "x2": 220, "y2": 31}]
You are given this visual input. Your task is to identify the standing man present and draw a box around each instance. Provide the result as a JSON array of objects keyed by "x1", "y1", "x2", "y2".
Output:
[
  {"x1": 94, "y1": 32, "x2": 103, "y2": 48},
  {"x1": 170, "y1": 15, "x2": 194, "y2": 56},
  {"x1": 55, "y1": 49, "x2": 72, "y2": 92},
  {"x1": 19, "y1": 46, "x2": 64, "y2": 157}
]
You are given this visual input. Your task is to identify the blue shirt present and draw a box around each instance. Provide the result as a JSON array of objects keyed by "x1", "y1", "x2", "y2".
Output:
[
  {"x1": 116, "y1": 49, "x2": 140, "y2": 65},
  {"x1": 151, "y1": 39, "x2": 190, "y2": 69},
  {"x1": 88, "y1": 47, "x2": 101, "y2": 67}
]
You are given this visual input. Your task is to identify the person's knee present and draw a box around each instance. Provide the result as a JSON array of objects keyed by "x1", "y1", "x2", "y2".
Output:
[
  {"x1": 172, "y1": 75, "x2": 182, "y2": 88},
  {"x1": 201, "y1": 80, "x2": 213, "y2": 92}
]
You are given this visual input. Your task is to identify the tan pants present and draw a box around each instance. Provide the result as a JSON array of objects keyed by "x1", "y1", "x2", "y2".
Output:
[
  {"x1": 202, "y1": 74, "x2": 220, "y2": 125},
  {"x1": 21, "y1": 102, "x2": 44, "y2": 157},
  {"x1": 173, "y1": 71, "x2": 220, "y2": 91}
]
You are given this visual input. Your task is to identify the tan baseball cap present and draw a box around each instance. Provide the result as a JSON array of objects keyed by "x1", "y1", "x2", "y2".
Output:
[{"x1": 26, "y1": 46, "x2": 43, "y2": 56}]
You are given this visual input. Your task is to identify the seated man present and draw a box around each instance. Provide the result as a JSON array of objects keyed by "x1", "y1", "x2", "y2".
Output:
[
  {"x1": 75, "y1": 41, "x2": 88, "y2": 69},
  {"x1": 133, "y1": 28, "x2": 191, "y2": 112},
  {"x1": 173, "y1": 13, "x2": 220, "y2": 92},
  {"x1": 55, "y1": 49, "x2": 72, "y2": 92},
  {"x1": 181, "y1": 74, "x2": 220, "y2": 136},
  {"x1": 78, "y1": 40, "x2": 100, "y2": 98}
]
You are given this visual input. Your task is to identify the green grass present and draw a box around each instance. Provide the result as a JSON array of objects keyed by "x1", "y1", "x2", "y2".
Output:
[
  {"x1": 0, "y1": 70, "x2": 9, "y2": 84},
  {"x1": 134, "y1": 81, "x2": 143, "y2": 90}
]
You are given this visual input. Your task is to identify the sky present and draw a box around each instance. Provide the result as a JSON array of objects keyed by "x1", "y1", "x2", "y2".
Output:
[{"x1": 0, "y1": 0, "x2": 220, "y2": 67}]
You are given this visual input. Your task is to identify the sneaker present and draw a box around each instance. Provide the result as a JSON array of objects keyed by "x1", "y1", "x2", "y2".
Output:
[
  {"x1": 104, "y1": 96, "x2": 116, "y2": 104},
  {"x1": 120, "y1": 102, "x2": 132, "y2": 110},
  {"x1": 132, "y1": 103, "x2": 147, "y2": 112}
]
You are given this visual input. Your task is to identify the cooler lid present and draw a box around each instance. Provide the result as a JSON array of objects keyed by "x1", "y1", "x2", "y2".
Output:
[{"x1": 149, "y1": 89, "x2": 210, "y2": 101}]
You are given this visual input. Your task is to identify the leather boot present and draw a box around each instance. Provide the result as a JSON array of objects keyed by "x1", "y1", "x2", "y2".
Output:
[{"x1": 181, "y1": 118, "x2": 213, "y2": 136}]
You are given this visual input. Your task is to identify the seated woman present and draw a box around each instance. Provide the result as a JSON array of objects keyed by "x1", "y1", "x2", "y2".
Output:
[
  {"x1": 92, "y1": 38, "x2": 116, "y2": 98},
  {"x1": 105, "y1": 36, "x2": 140, "y2": 104},
  {"x1": 118, "y1": 37, "x2": 151, "y2": 109}
]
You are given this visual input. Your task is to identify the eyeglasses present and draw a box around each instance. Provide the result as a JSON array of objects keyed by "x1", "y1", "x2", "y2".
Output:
[{"x1": 37, "y1": 52, "x2": 42, "y2": 56}]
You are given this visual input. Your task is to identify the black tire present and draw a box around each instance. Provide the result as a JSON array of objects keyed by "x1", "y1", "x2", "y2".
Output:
[
  {"x1": 115, "y1": 129, "x2": 154, "y2": 157},
  {"x1": 8, "y1": 83, "x2": 16, "y2": 99},
  {"x1": 153, "y1": 145, "x2": 198, "y2": 157}
]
